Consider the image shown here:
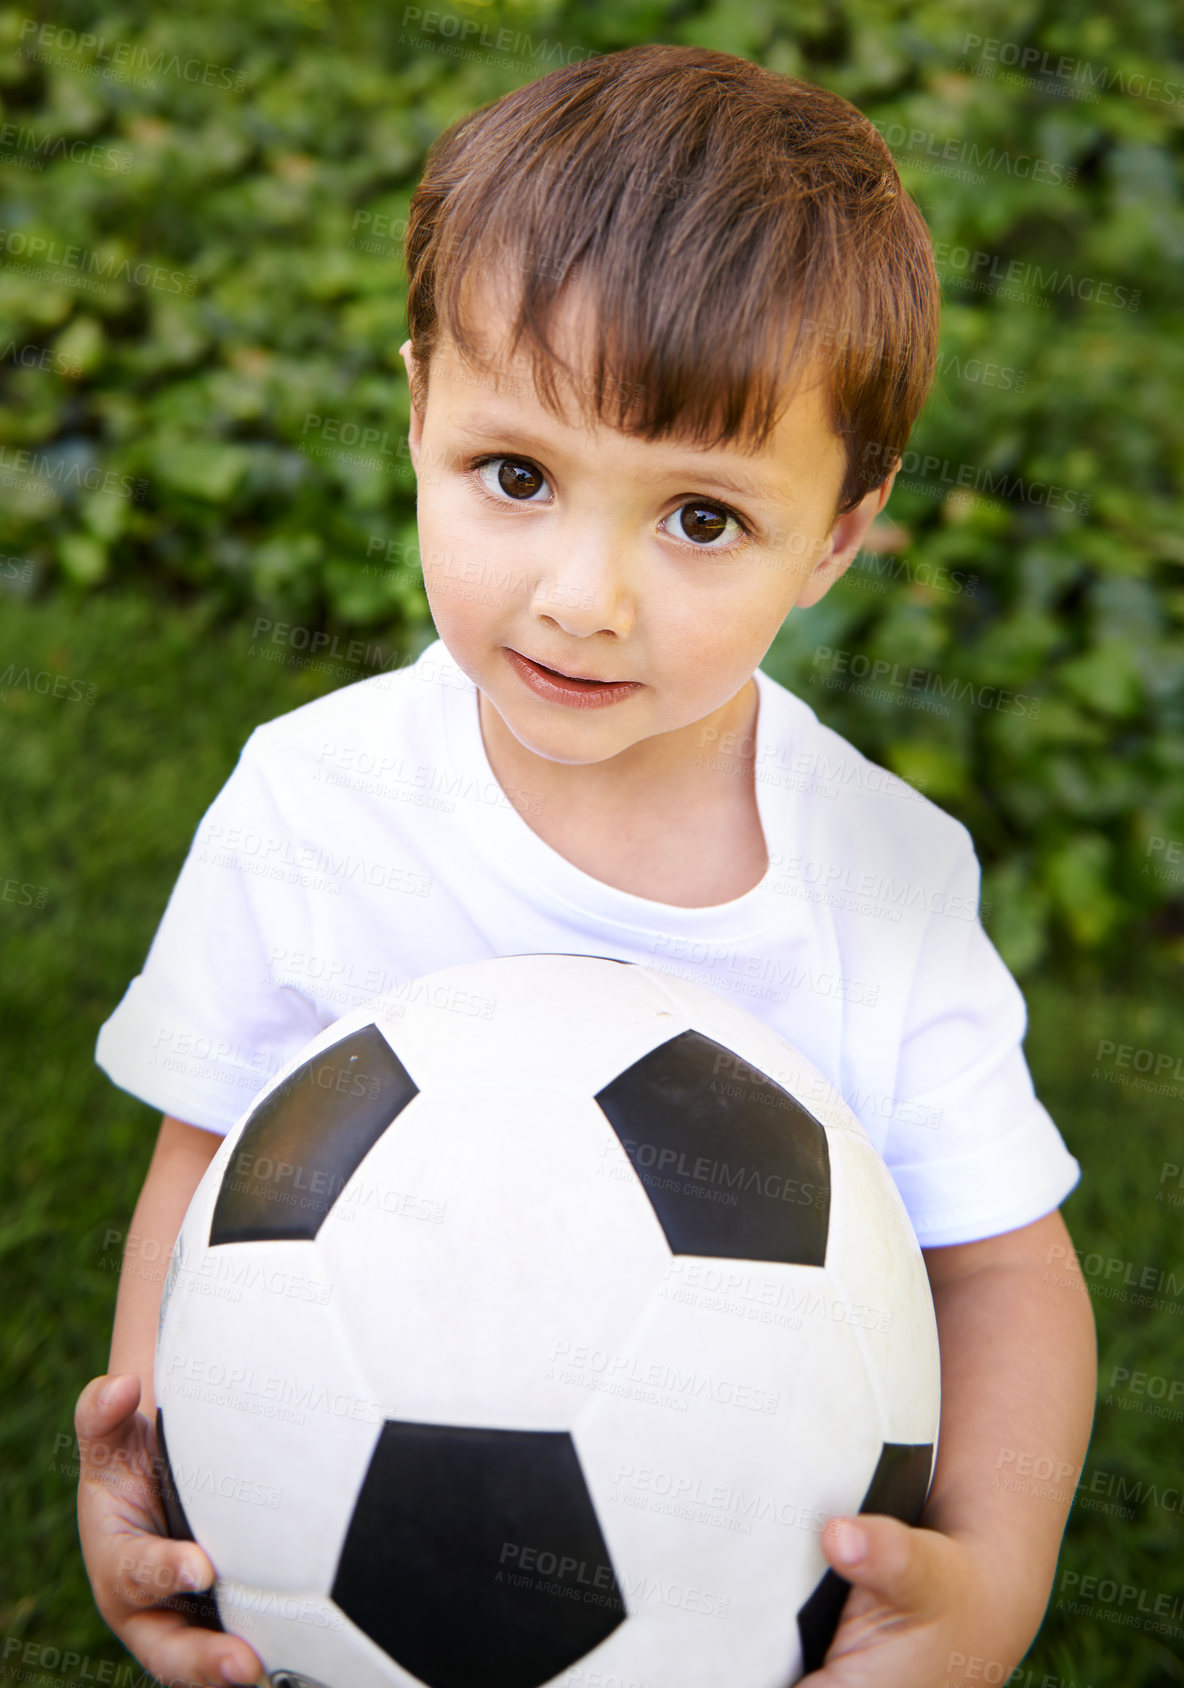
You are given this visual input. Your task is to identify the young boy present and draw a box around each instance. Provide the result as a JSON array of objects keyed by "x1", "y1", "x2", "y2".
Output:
[{"x1": 76, "y1": 42, "x2": 1096, "y2": 1688}]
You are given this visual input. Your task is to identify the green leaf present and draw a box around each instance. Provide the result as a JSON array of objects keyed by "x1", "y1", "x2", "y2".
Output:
[
  {"x1": 1057, "y1": 640, "x2": 1143, "y2": 719},
  {"x1": 1042, "y1": 833, "x2": 1122, "y2": 947},
  {"x1": 154, "y1": 441, "x2": 253, "y2": 503},
  {"x1": 57, "y1": 532, "x2": 108, "y2": 586}
]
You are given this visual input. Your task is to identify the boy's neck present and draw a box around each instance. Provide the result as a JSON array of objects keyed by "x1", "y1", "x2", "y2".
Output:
[
  {"x1": 473, "y1": 675, "x2": 769, "y2": 908},
  {"x1": 477, "y1": 673, "x2": 760, "y2": 817}
]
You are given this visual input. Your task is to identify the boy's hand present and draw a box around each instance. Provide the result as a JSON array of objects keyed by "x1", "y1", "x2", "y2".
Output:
[
  {"x1": 800, "y1": 1514, "x2": 995, "y2": 1688},
  {"x1": 75, "y1": 1372, "x2": 265, "y2": 1688}
]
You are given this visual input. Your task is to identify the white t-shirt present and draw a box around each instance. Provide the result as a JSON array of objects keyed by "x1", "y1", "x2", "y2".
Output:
[{"x1": 94, "y1": 637, "x2": 1080, "y2": 1248}]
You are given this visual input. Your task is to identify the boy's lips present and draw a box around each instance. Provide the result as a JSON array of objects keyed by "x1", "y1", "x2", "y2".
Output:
[
  {"x1": 516, "y1": 649, "x2": 628, "y2": 684},
  {"x1": 502, "y1": 647, "x2": 643, "y2": 708}
]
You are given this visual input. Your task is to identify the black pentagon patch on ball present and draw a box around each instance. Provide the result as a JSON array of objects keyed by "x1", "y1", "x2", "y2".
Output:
[
  {"x1": 332, "y1": 1422, "x2": 626, "y2": 1688},
  {"x1": 796, "y1": 1441, "x2": 934, "y2": 1673},
  {"x1": 154, "y1": 1408, "x2": 225, "y2": 1631},
  {"x1": 154, "y1": 1406, "x2": 196, "y2": 1544},
  {"x1": 209, "y1": 1023, "x2": 418, "y2": 1246},
  {"x1": 594, "y1": 1029, "x2": 830, "y2": 1265}
]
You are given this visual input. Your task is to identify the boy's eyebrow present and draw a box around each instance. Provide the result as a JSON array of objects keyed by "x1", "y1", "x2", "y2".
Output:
[{"x1": 446, "y1": 411, "x2": 780, "y2": 505}]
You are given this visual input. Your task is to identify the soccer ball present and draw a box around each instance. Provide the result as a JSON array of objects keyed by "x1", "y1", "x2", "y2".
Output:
[{"x1": 154, "y1": 953, "x2": 940, "y2": 1688}]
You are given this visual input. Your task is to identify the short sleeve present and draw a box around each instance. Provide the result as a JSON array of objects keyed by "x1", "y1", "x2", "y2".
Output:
[
  {"x1": 879, "y1": 832, "x2": 1081, "y2": 1248},
  {"x1": 94, "y1": 731, "x2": 324, "y2": 1135}
]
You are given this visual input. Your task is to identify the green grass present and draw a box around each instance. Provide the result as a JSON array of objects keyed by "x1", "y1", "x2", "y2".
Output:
[{"x1": 2, "y1": 584, "x2": 1182, "y2": 1686}]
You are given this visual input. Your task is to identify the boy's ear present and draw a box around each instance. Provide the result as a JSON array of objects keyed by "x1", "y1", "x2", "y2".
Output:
[
  {"x1": 399, "y1": 338, "x2": 424, "y2": 471},
  {"x1": 797, "y1": 465, "x2": 899, "y2": 610}
]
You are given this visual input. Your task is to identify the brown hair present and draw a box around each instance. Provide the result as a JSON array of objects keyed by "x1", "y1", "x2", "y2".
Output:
[{"x1": 403, "y1": 43, "x2": 939, "y2": 519}]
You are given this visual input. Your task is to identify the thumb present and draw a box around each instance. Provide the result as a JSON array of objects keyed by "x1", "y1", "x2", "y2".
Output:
[
  {"x1": 75, "y1": 1374, "x2": 143, "y2": 1472},
  {"x1": 820, "y1": 1514, "x2": 944, "y2": 1616}
]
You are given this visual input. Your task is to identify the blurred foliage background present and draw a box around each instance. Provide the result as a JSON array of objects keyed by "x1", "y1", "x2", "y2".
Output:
[{"x1": 1, "y1": 2, "x2": 1183, "y2": 1685}]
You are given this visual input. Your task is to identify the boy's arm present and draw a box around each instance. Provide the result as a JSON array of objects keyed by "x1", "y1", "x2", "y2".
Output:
[
  {"x1": 807, "y1": 1207, "x2": 1097, "y2": 1686},
  {"x1": 917, "y1": 1207, "x2": 1097, "y2": 1649},
  {"x1": 108, "y1": 1113, "x2": 224, "y2": 1422},
  {"x1": 76, "y1": 1113, "x2": 265, "y2": 1688}
]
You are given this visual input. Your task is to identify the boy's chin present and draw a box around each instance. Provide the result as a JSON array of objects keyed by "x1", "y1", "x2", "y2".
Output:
[{"x1": 495, "y1": 709, "x2": 642, "y2": 767}]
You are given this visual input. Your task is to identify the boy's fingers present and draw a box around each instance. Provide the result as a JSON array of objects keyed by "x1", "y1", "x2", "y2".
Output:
[
  {"x1": 113, "y1": 1537, "x2": 216, "y2": 1608},
  {"x1": 75, "y1": 1373, "x2": 141, "y2": 1462},
  {"x1": 821, "y1": 1514, "x2": 946, "y2": 1616},
  {"x1": 123, "y1": 1605, "x2": 264, "y2": 1688},
  {"x1": 76, "y1": 1376, "x2": 150, "y2": 1499}
]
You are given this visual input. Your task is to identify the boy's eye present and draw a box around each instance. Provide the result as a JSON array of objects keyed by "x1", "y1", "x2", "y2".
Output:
[
  {"x1": 469, "y1": 455, "x2": 750, "y2": 549},
  {"x1": 666, "y1": 503, "x2": 745, "y2": 547},
  {"x1": 475, "y1": 455, "x2": 548, "y2": 502}
]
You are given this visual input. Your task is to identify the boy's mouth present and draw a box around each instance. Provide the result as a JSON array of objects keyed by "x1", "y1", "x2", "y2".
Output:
[
  {"x1": 503, "y1": 647, "x2": 643, "y2": 707},
  {"x1": 521, "y1": 651, "x2": 621, "y2": 684}
]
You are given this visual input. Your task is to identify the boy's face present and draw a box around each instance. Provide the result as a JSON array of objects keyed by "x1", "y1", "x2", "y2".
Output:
[{"x1": 399, "y1": 277, "x2": 895, "y2": 772}]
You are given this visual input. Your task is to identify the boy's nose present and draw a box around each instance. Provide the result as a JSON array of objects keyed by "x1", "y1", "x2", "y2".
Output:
[{"x1": 528, "y1": 540, "x2": 636, "y2": 640}]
